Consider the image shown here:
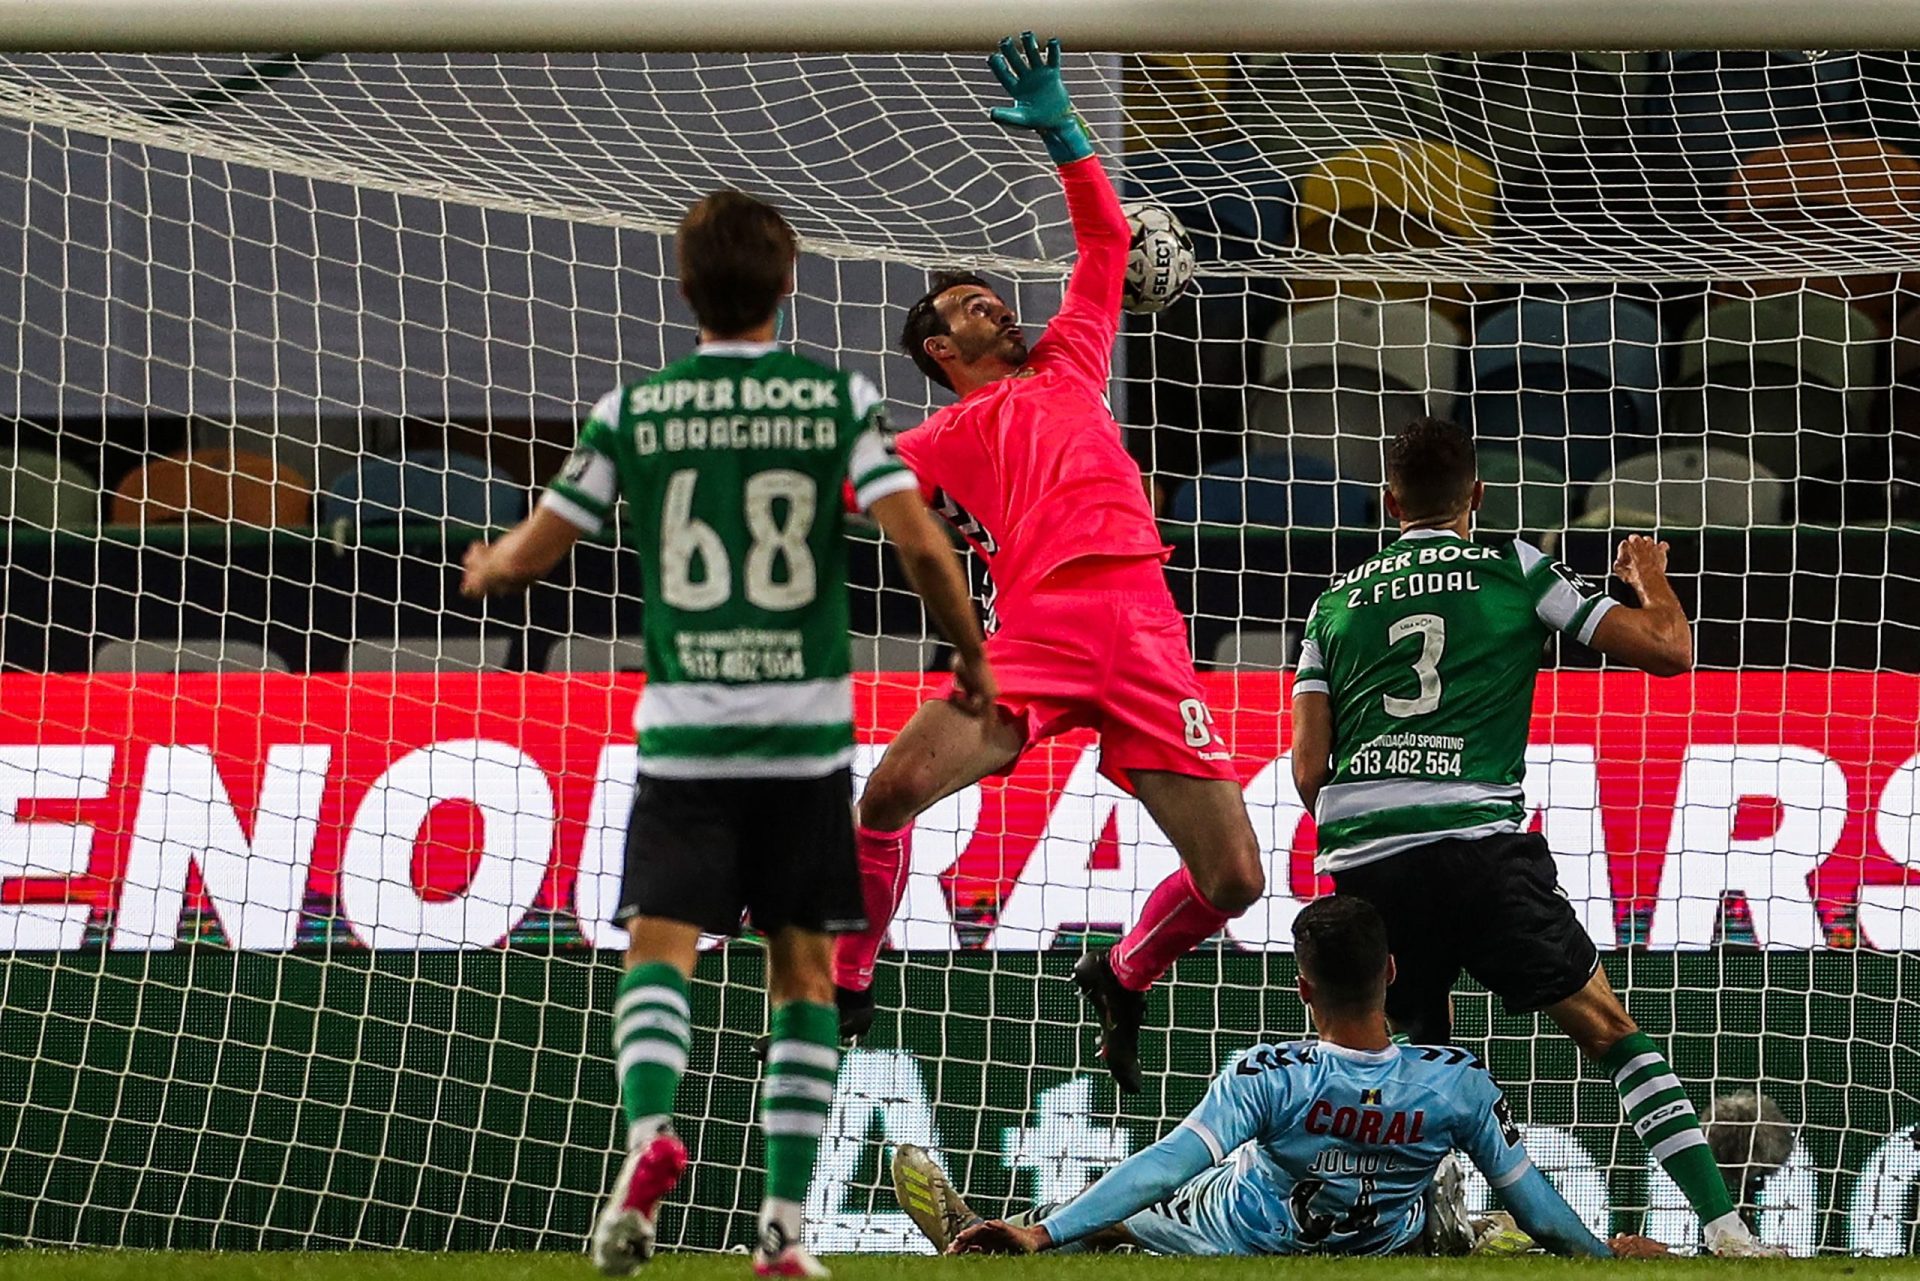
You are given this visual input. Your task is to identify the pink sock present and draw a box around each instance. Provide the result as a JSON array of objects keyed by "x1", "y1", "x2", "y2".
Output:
[
  {"x1": 1108, "y1": 866, "x2": 1232, "y2": 992},
  {"x1": 833, "y1": 823, "x2": 913, "y2": 991}
]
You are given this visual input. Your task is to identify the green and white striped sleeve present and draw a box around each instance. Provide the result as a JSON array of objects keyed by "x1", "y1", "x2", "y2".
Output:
[
  {"x1": 1294, "y1": 605, "x2": 1329, "y2": 696},
  {"x1": 1514, "y1": 538, "x2": 1617, "y2": 646},
  {"x1": 540, "y1": 387, "x2": 623, "y2": 533},
  {"x1": 846, "y1": 372, "x2": 917, "y2": 512}
]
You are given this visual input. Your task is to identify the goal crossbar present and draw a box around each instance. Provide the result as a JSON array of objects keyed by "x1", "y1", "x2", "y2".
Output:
[{"x1": 7, "y1": 0, "x2": 1920, "y2": 54}]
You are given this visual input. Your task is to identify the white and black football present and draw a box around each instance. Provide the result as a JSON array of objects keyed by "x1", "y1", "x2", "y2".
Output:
[{"x1": 1120, "y1": 202, "x2": 1196, "y2": 315}]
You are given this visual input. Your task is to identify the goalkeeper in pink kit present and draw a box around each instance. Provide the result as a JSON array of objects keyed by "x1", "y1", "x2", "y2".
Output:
[{"x1": 836, "y1": 33, "x2": 1264, "y2": 1092}]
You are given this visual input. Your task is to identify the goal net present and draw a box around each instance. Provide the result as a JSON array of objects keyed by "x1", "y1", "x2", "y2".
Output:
[{"x1": 0, "y1": 46, "x2": 1916, "y2": 1259}]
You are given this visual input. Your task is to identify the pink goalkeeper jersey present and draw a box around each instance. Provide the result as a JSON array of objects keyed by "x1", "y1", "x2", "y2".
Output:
[{"x1": 894, "y1": 155, "x2": 1168, "y2": 616}]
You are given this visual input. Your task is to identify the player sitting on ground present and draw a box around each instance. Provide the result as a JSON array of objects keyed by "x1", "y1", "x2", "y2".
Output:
[
  {"x1": 461, "y1": 189, "x2": 994, "y2": 1279},
  {"x1": 1291, "y1": 417, "x2": 1778, "y2": 1258},
  {"x1": 891, "y1": 896, "x2": 1667, "y2": 1259},
  {"x1": 832, "y1": 32, "x2": 1264, "y2": 1094}
]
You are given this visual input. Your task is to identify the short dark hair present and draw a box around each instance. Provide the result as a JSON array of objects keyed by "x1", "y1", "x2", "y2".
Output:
[
  {"x1": 901, "y1": 270, "x2": 993, "y2": 391},
  {"x1": 676, "y1": 191, "x2": 797, "y2": 338},
  {"x1": 1385, "y1": 416, "x2": 1478, "y2": 523},
  {"x1": 1293, "y1": 896, "x2": 1391, "y2": 1013}
]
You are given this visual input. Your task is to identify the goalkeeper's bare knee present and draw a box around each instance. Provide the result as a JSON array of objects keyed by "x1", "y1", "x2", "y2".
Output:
[
  {"x1": 856, "y1": 766, "x2": 927, "y2": 832},
  {"x1": 1192, "y1": 839, "x2": 1264, "y2": 915}
]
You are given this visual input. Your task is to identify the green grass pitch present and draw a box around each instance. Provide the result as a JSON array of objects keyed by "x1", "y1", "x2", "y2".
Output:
[{"x1": 7, "y1": 1255, "x2": 1920, "y2": 1281}]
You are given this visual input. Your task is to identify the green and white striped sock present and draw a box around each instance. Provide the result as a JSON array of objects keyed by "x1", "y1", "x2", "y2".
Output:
[
  {"x1": 1602, "y1": 1032, "x2": 1737, "y2": 1227},
  {"x1": 760, "y1": 1000, "x2": 840, "y2": 1237},
  {"x1": 613, "y1": 962, "x2": 691, "y2": 1150}
]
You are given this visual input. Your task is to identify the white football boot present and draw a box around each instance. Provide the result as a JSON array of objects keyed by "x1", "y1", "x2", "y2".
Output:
[
  {"x1": 750, "y1": 1216, "x2": 830, "y2": 1278},
  {"x1": 590, "y1": 1131, "x2": 688, "y2": 1276}
]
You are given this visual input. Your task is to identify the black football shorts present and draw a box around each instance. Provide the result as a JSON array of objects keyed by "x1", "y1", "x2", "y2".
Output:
[
  {"x1": 1330, "y1": 830, "x2": 1602, "y2": 1045},
  {"x1": 614, "y1": 767, "x2": 865, "y2": 937}
]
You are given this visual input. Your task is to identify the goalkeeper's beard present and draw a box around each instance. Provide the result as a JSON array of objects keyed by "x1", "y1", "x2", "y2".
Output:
[{"x1": 955, "y1": 325, "x2": 1027, "y2": 370}]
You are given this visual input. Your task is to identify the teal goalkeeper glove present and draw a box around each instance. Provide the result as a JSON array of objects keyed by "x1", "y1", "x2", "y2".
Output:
[{"x1": 988, "y1": 32, "x2": 1094, "y2": 165}]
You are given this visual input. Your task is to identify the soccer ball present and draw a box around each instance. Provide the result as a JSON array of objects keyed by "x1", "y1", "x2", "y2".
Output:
[
  {"x1": 1704, "y1": 1091, "x2": 1797, "y2": 1201},
  {"x1": 1121, "y1": 202, "x2": 1195, "y2": 315}
]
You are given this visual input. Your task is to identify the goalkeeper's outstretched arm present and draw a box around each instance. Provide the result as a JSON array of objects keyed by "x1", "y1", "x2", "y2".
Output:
[{"x1": 987, "y1": 32, "x2": 1126, "y2": 381}]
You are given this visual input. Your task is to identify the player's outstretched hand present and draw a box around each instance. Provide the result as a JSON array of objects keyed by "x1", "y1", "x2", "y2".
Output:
[
  {"x1": 1612, "y1": 533, "x2": 1670, "y2": 598},
  {"x1": 947, "y1": 649, "x2": 999, "y2": 719},
  {"x1": 949, "y1": 1218, "x2": 1045, "y2": 1254},
  {"x1": 988, "y1": 33, "x2": 1073, "y2": 133},
  {"x1": 459, "y1": 540, "x2": 499, "y2": 598},
  {"x1": 1608, "y1": 1233, "x2": 1671, "y2": 1258},
  {"x1": 986, "y1": 33, "x2": 1092, "y2": 165}
]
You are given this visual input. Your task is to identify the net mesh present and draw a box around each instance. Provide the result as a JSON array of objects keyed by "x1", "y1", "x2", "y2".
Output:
[{"x1": 0, "y1": 48, "x2": 1915, "y2": 1259}]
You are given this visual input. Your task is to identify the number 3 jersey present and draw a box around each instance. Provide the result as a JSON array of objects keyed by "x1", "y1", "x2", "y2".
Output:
[
  {"x1": 1130, "y1": 1039, "x2": 1529, "y2": 1256},
  {"x1": 1295, "y1": 528, "x2": 1617, "y2": 873},
  {"x1": 540, "y1": 341, "x2": 917, "y2": 779}
]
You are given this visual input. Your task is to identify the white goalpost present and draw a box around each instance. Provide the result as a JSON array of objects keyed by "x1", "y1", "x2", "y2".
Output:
[
  {"x1": 3, "y1": 1, "x2": 1920, "y2": 52},
  {"x1": 0, "y1": 8, "x2": 1916, "y2": 1262}
]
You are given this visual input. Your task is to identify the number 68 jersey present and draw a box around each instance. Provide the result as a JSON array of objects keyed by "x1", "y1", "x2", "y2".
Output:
[
  {"x1": 1295, "y1": 528, "x2": 1617, "y2": 873},
  {"x1": 541, "y1": 341, "x2": 917, "y2": 780}
]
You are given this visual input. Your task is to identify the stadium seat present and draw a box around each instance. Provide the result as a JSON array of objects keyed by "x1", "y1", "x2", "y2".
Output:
[
  {"x1": 543, "y1": 633, "x2": 648, "y2": 673},
  {"x1": 1653, "y1": 51, "x2": 1862, "y2": 189},
  {"x1": 1294, "y1": 138, "x2": 1498, "y2": 255},
  {"x1": 1471, "y1": 296, "x2": 1662, "y2": 484},
  {"x1": 1124, "y1": 54, "x2": 1238, "y2": 149},
  {"x1": 1123, "y1": 139, "x2": 1294, "y2": 263},
  {"x1": 1857, "y1": 51, "x2": 1920, "y2": 151},
  {"x1": 109, "y1": 449, "x2": 310, "y2": 527},
  {"x1": 318, "y1": 450, "x2": 526, "y2": 532},
  {"x1": 1288, "y1": 139, "x2": 1495, "y2": 323},
  {"x1": 0, "y1": 448, "x2": 98, "y2": 531},
  {"x1": 1237, "y1": 55, "x2": 1446, "y2": 175},
  {"x1": 1169, "y1": 452, "x2": 1371, "y2": 529},
  {"x1": 1581, "y1": 445, "x2": 1787, "y2": 528},
  {"x1": 850, "y1": 634, "x2": 942, "y2": 672},
  {"x1": 1667, "y1": 291, "x2": 1879, "y2": 479},
  {"x1": 1248, "y1": 386, "x2": 1410, "y2": 485},
  {"x1": 1499, "y1": 140, "x2": 1705, "y2": 255},
  {"x1": 344, "y1": 635, "x2": 513, "y2": 673},
  {"x1": 1726, "y1": 132, "x2": 1920, "y2": 233},
  {"x1": 1209, "y1": 628, "x2": 1293, "y2": 671},
  {"x1": 1721, "y1": 132, "x2": 1920, "y2": 335},
  {"x1": 1282, "y1": 278, "x2": 1482, "y2": 329},
  {"x1": 1255, "y1": 298, "x2": 1462, "y2": 483},
  {"x1": 1259, "y1": 298, "x2": 1463, "y2": 403},
  {"x1": 1437, "y1": 53, "x2": 1652, "y2": 163},
  {"x1": 1475, "y1": 448, "x2": 1569, "y2": 536},
  {"x1": 93, "y1": 638, "x2": 289, "y2": 673}
]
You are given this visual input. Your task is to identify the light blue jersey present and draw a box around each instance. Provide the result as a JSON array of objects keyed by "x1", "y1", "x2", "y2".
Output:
[{"x1": 1041, "y1": 1039, "x2": 1570, "y2": 1257}]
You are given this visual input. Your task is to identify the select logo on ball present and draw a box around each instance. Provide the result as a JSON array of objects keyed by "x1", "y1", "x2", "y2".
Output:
[{"x1": 1121, "y1": 201, "x2": 1196, "y2": 314}]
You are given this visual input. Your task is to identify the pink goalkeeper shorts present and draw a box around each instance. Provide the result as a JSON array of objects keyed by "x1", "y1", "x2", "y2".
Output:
[{"x1": 949, "y1": 556, "x2": 1237, "y2": 793}]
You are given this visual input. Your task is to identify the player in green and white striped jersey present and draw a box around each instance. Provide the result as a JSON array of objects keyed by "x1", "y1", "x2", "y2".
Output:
[
  {"x1": 1289, "y1": 417, "x2": 1777, "y2": 1259},
  {"x1": 461, "y1": 190, "x2": 994, "y2": 1279}
]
